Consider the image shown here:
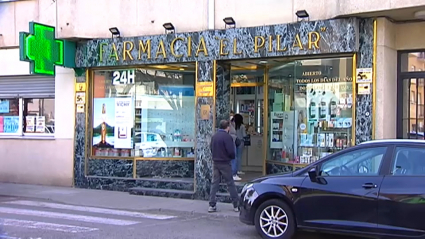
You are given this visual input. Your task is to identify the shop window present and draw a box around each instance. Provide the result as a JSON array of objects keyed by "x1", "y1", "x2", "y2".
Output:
[
  {"x1": 267, "y1": 57, "x2": 354, "y2": 164},
  {"x1": 0, "y1": 98, "x2": 54, "y2": 136},
  {"x1": 91, "y1": 67, "x2": 196, "y2": 158},
  {"x1": 23, "y1": 98, "x2": 55, "y2": 134}
]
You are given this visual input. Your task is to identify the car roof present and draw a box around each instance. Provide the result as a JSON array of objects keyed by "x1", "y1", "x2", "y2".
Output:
[{"x1": 360, "y1": 139, "x2": 425, "y2": 145}]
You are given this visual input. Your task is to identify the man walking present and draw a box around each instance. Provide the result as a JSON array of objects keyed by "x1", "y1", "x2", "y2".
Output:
[{"x1": 208, "y1": 120, "x2": 240, "y2": 213}]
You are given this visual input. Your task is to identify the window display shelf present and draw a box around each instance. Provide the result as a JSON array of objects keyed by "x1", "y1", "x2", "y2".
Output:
[{"x1": 163, "y1": 141, "x2": 194, "y2": 148}]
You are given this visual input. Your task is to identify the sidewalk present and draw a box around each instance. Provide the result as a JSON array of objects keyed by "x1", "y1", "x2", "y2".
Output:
[{"x1": 0, "y1": 183, "x2": 239, "y2": 218}]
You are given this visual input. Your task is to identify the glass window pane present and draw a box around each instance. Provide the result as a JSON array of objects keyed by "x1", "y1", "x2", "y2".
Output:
[
  {"x1": 400, "y1": 52, "x2": 425, "y2": 72},
  {"x1": 0, "y1": 99, "x2": 20, "y2": 134},
  {"x1": 402, "y1": 79, "x2": 411, "y2": 120},
  {"x1": 231, "y1": 64, "x2": 264, "y2": 83},
  {"x1": 91, "y1": 66, "x2": 196, "y2": 158},
  {"x1": 267, "y1": 57, "x2": 354, "y2": 164},
  {"x1": 23, "y1": 99, "x2": 55, "y2": 134}
]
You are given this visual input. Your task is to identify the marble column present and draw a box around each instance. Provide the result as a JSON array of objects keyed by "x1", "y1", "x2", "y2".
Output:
[
  {"x1": 74, "y1": 69, "x2": 88, "y2": 187},
  {"x1": 194, "y1": 60, "x2": 215, "y2": 200},
  {"x1": 215, "y1": 62, "x2": 231, "y2": 128},
  {"x1": 355, "y1": 19, "x2": 374, "y2": 144}
]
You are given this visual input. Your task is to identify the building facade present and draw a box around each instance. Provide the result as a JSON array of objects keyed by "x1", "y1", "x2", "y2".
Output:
[{"x1": 1, "y1": 0, "x2": 425, "y2": 199}]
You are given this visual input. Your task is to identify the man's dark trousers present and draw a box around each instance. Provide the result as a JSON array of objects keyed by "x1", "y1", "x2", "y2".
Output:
[{"x1": 209, "y1": 161, "x2": 239, "y2": 207}]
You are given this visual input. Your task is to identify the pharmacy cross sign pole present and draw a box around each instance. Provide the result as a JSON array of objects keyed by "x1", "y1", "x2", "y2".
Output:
[{"x1": 19, "y1": 22, "x2": 76, "y2": 76}]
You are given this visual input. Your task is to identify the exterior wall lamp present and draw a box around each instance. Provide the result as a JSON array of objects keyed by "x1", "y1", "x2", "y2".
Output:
[
  {"x1": 163, "y1": 23, "x2": 175, "y2": 34},
  {"x1": 296, "y1": 10, "x2": 310, "y2": 21},
  {"x1": 223, "y1": 17, "x2": 236, "y2": 29},
  {"x1": 109, "y1": 27, "x2": 120, "y2": 38}
]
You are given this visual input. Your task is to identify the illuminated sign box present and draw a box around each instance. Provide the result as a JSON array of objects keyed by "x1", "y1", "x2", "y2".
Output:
[{"x1": 19, "y1": 22, "x2": 76, "y2": 76}]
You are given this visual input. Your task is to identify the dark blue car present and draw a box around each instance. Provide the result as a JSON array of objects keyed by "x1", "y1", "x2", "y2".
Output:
[{"x1": 239, "y1": 139, "x2": 425, "y2": 239}]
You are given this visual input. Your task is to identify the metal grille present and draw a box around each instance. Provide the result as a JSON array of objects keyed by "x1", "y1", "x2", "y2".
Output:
[{"x1": 0, "y1": 75, "x2": 55, "y2": 98}]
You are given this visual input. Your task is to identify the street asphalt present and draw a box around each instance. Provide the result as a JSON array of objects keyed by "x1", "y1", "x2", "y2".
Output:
[{"x1": 0, "y1": 183, "x2": 363, "y2": 239}]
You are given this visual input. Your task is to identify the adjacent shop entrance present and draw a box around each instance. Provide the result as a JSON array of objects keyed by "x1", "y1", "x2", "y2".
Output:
[{"x1": 397, "y1": 50, "x2": 425, "y2": 139}]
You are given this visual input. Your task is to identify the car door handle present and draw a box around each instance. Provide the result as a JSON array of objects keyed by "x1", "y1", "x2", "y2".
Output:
[{"x1": 362, "y1": 183, "x2": 378, "y2": 189}]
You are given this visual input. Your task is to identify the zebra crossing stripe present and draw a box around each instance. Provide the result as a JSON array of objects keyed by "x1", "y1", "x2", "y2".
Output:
[
  {"x1": 0, "y1": 207, "x2": 139, "y2": 226},
  {"x1": 0, "y1": 218, "x2": 98, "y2": 233},
  {"x1": 3, "y1": 200, "x2": 175, "y2": 220}
]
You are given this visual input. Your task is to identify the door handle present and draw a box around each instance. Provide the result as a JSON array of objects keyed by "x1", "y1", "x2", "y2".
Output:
[{"x1": 362, "y1": 183, "x2": 377, "y2": 189}]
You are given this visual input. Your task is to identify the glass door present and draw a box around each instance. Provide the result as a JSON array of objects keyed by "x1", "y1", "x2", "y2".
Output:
[
  {"x1": 229, "y1": 67, "x2": 265, "y2": 179},
  {"x1": 401, "y1": 78, "x2": 425, "y2": 139}
]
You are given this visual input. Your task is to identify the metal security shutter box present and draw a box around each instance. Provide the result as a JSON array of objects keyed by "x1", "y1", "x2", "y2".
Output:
[{"x1": 0, "y1": 75, "x2": 55, "y2": 98}]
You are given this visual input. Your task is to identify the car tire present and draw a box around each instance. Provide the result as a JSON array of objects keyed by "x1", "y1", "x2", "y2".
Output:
[{"x1": 254, "y1": 199, "x2": 295, "y2": 239}]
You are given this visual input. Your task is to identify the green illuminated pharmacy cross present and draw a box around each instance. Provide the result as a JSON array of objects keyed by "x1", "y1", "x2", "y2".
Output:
[{"x1": 19, "y1": 22, "x2": 65, "y2": 76}]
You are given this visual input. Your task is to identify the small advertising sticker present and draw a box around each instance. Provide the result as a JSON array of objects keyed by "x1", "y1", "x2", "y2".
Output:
[
  {"x1": 76, "y1": 104, "x2": 85, "y2": 113},
  {"x1": 356, "y1": 68, "x2": 372, "y2": 83},
  {"x1": 200, "y1": 105, "x2": 210, "y2": 120},
  {"x1": 26, "y1": 116, "x2": 36, "y2": 132},
  {"x1": 75, "y1": 82, "x2": 86, "y2": 92},
  {"x1": 76, "y1": 92, "x2": 86, "y2": 104},
  {"x1": 358, "y1": 83, "x2": 371, "y2": 95},
  {"x1": 36, "y1": 116, "x2": 45, "y2": 133}
]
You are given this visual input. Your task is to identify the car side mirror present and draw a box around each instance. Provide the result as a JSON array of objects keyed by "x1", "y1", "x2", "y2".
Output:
[{"x1": 308, "y1": 167, "x2": 318, "y2": 182}]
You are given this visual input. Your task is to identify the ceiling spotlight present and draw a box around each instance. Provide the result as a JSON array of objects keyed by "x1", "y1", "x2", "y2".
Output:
[
  {"x1": 295, "y1": 10, "x2": 309, "y2": 21},
  {"x1": 223, "y1": 17, "x2": 236, "y2": 29},
  {"x1": 109, "y1": 27, "x2": 120, "y2": 38},
  {"x1": 163, "y1": 22, "x2": 175, "y2": 34}
]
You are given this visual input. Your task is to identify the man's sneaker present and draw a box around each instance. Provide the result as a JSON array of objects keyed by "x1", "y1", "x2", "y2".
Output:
[
  {"x1": 237, "y1": 171, "x2": 245, "y2": 175},
  {"x1": 233, "y1": 207, "x2": 240, "y2": 212},
  {"x1": 233, "y1": 175, "x2": 242, "y2": 181},
  {"x1": 208, "y1": 206, "x2": 217, "y2": 213}
]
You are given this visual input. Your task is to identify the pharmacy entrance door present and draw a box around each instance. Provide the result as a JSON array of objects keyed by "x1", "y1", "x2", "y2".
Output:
[{"x1": 229, "y1": 63, "x2": 266, "y2": 181}]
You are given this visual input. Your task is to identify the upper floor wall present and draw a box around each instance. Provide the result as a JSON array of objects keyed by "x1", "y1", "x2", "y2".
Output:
[{"x1": 0, "y1": 0, "x2": 424, "y2": 47}]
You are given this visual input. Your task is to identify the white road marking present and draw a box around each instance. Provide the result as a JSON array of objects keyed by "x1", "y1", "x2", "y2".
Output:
[
  {"x1": 0, "y1": 218, "x2": 98, "y2": 233},
  {"x1": 3, "y1": 200, "x2": 175, "y2": 220},
  {"x1": 0, "y1": 236, "x2": 20, "y2": 239},
  {"x1": 0, "y1": 207, "x2": 139, "y2": 226}
]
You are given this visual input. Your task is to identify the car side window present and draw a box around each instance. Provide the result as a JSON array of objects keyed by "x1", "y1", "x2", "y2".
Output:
[
  {"x1": 147, "y1": 134, "x2": 157, "y2": 142},
  {"x1": 392, "y1": 147, "x2": 425, "y2": 176},
  {"x1": 320, "y1": 147, "x2": 387, "y2": 176}
]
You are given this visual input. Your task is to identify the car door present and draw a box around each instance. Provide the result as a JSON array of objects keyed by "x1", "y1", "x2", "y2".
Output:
[
  {"x1": 377, "y1": 145, "x2": 425, "y2": 237},
  {"x1": 295, "y1": 146, "x2": 390, "y2": 233}
]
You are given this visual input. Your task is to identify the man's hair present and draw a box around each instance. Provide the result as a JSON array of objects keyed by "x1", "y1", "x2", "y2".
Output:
[{"x1": 219, "y1": 119, "x2": 229, "y2": 130}]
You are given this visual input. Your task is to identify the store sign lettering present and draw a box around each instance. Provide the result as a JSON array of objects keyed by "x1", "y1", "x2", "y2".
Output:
[
  {"x1": 116, "y1": 101, "x2": 130, "y2": 107},
  {"x1": 112, "y1": 70, "x2": 135, "y2": 85},
  {"x1": 99, "y1": 31, "x2": 324, "y2": 61},
  {"x1": 296, "y1": 77, "x2": 353, "y2": 84}
]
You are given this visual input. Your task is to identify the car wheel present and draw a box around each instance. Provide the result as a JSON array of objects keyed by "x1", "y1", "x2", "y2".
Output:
[{"x1": 254, "y1": 199, "x2": 295, "y2": 239}]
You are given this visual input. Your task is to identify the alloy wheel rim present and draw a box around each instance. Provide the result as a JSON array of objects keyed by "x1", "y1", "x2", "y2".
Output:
[{"x1": 259, "y1": 205, "x2": 288, "y2": 238}]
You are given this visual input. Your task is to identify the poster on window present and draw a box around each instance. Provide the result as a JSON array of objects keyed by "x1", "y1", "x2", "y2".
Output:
[
  {"x1": 0, "y1": 116, "x2": 3, "y2": 133},
  {"x1": 93, "y1": 98, "x2": 115, "y2": 148},
  {"x1": 36, "y1": 116, "x2": 45, "y2": 133},
  {"x1": 0, "y1": 100, "x2": 9, "y2": 113},
  {"x1": 3, "y1": 116, "x2": 19, "y2": 133},
  {"x1": 26, "y1": 116, "x2": 36, "y2": 132},
  {"x1": 114, "y1": 98, "x2": 133, "y2": 149}
]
